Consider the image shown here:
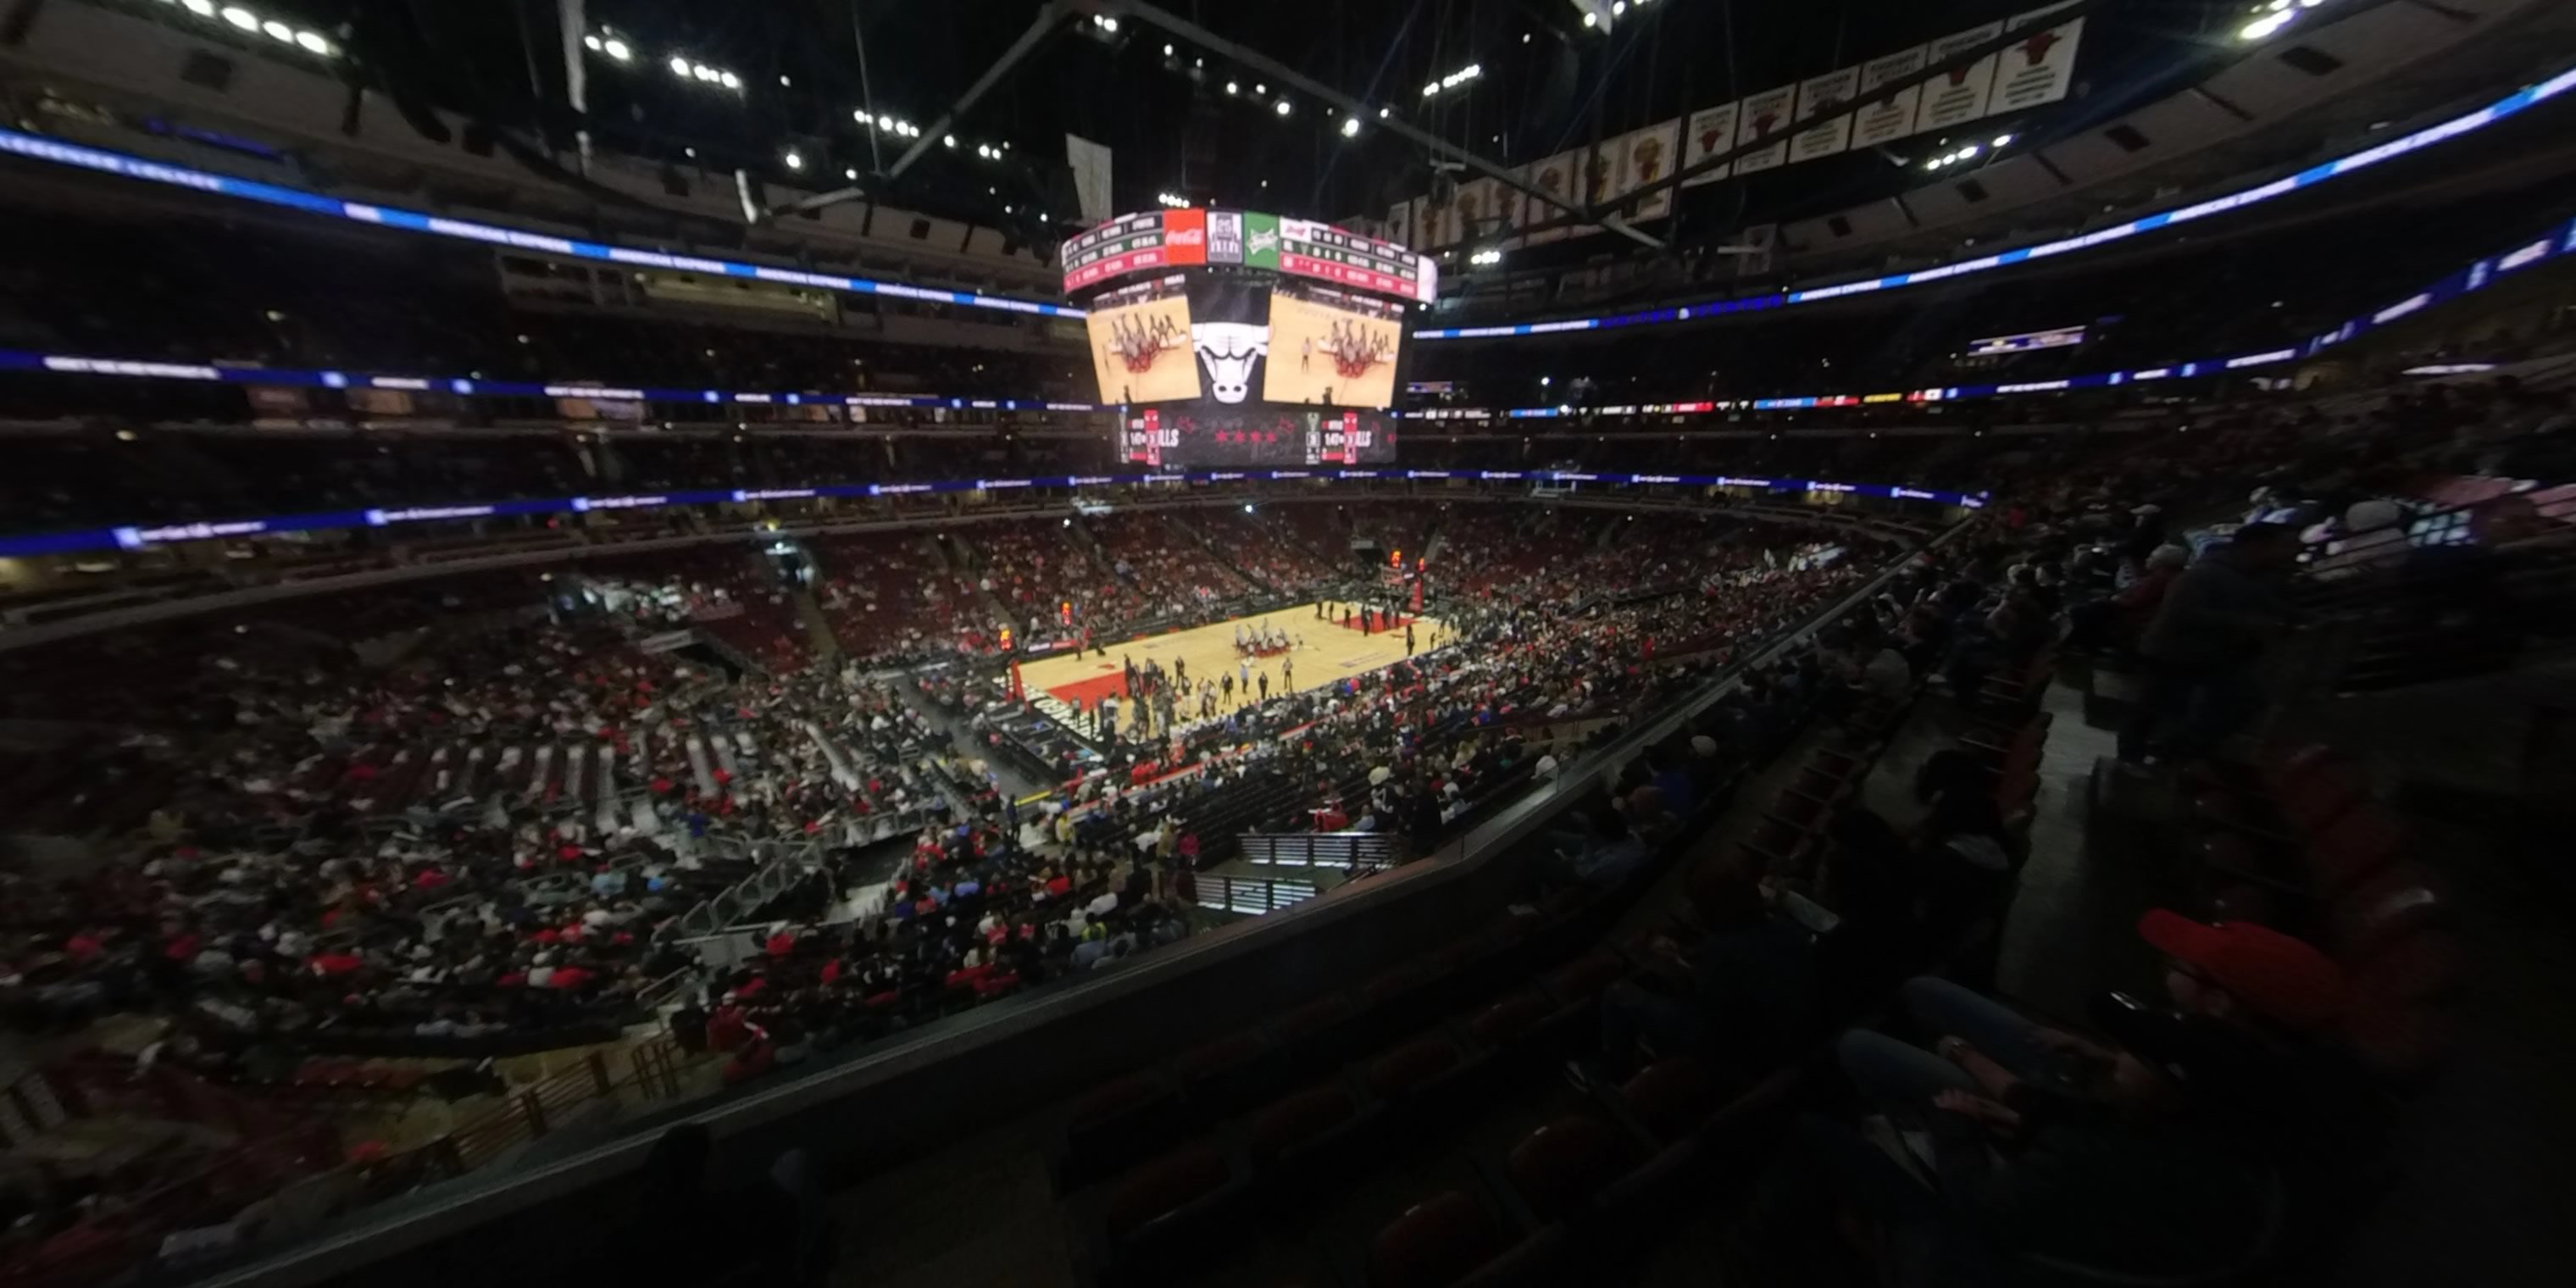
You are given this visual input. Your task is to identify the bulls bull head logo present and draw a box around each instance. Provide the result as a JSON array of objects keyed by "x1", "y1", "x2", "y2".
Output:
[{"x1": 1192, "y1": 323, "x2": 1267, "y2": 404}]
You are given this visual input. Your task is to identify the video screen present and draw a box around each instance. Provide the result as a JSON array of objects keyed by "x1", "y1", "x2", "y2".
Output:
[
  {"x1": 1085, "y1": 278, "x2": 1200, "y2": 405},
  {"x1": 1263, "y1": 284, "x2": 1403, "y2": 409},
  {"x1": 1084, "y1": 276, "x2": 1407, "y2": 413},
  {"x1": 1121, "y1": 404, "x2": 1396, "y2": 469}
]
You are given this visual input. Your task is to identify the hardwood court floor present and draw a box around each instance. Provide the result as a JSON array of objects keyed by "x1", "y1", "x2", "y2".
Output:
[{"x1": 1015, "y1": 601, "x2": 1445, "y2": 724}]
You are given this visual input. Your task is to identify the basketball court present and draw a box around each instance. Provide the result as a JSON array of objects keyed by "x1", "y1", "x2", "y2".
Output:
[{"x1": 1017, "y1": 601, "x2": 1444, "y2": 730}]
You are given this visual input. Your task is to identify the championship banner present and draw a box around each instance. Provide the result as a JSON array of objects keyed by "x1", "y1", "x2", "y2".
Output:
[
  {"x1": 1919, "y1": 20, "x2": 2005, "y2": 131},
  {"x1": 1385, "y1": 198, "x2": 1413, "y2": 248},
  {"x1": 1527, "y1": 152, "x2": 1579, "y2": 243},
  {"x1": 1682, "y1": 103, "x2": 1740, "y2": 186},
  {"x1": 1427, "y1": 193, "x2": 1462, "y2": 249},
  {"x1": 1733, "y1": 85, "x2": 1798, "y2": 175},
  {"x1": 1383, "y1": 17, "x2": 2084, "y2": 245},
  {"x1": 1853, "y1": 46, "x2": 1929, "y2": 149},
  {"x1": 1790, "y1": 66, "x2": 1861, "y2": 164},
  {"x1": 1611, "y1": 119, "x2": 1681, "y2": 220},
  {"x1": 1994, "y1": 4, "x2": 2085, "y2": 114},
  {"x1": 1454, "y1": 176, "x2": 1504, "y2": 244}
]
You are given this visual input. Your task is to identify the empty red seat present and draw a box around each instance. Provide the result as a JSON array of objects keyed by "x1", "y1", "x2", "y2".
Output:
[
  {"x1": 2347, "y1": 930, "x2": 2462, "y2": 1005},
  {"x1": 1270, "y1": 995, "x2": 1356, "y2": 1043},
  {"x1": 1368, "y1": 1190, "x2": 1505, "y2": 1288},
  {"x1": 1246, "y1": 1084, "x2": 1358, "y2": 1164},
  {"x1": 1618, "y1": 1058, "x2": 1726, "y2": 1141},
  {"x1": 1548, "y1": 952, "x2": 1627, "y2": 1002},
  {"x1": 1102, "y1": 1142, "x2": 1231, "y2": 1241},
  {"x1": 1363, "y1": 962, "x2": 1435, "y2": 1007},
  {"x1": 1505, "y1": 1116, "x2": 1632, "y2": 1221},
  {"x1": 2332, "y1": 868, "x2": 2446, "y2": 958},
  {"x1": 1467, "y1": 994, "x2": 1554, "y2": 1049},
  {"x1": 2305, "y1": 806, "x2": 2401, "y2": 897},
  {"x1": 1367, "y1": 1035, "x2": 1464, "y2": 1100},
  {"x1": 1070, "y1": 1072, "x2": 1162, "y2": 1126},
  {"x1": 1175, "y1": 1032, "x2": 1263, "y2": 1081}
]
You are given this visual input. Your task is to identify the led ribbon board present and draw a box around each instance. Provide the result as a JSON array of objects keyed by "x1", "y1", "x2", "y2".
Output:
[
  {"x1": 0, "y1": 128, "x2": 1082, "y2": 320},
  {"x1": 1413, "y1": 64, "x2": 2576, "y2": 340}
]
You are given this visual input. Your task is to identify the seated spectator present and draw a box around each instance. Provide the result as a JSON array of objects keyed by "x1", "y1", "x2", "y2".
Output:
[
  {"x1": 1790, "y1": 973, "x2": 2277, "y2": 1285},
  {"x1": 1576, "y1": 856, "x2": 1818, "y2": 1084}
]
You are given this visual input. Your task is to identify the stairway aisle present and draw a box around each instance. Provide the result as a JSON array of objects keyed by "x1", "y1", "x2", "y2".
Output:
[{"x1": 792, "y1": 586, "x2": 841, "y2": 660}]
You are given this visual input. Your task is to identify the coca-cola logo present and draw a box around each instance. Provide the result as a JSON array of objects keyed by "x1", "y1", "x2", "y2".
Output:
[{"x1": 1168, "y1": 227, "x2": 1205, "y2": 246}]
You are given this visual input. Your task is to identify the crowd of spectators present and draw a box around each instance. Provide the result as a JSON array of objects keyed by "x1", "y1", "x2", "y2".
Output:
[
  {"x1": 1082, "y1": 513, "x2": 1257, "y2": 620},
  {"x1": 0, "y1": 573, "x2": 966, "y2": 1068},
  {"x1": 805, "y1": 530, "x2": 991, "y2": 663},
  {"x1": 1191, "y1": 506, "x2": 1344, "y2": 596}
]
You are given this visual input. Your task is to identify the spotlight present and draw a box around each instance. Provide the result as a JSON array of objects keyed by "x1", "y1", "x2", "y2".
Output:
[
  {"x1": 1226, "y1": 80, "x2": 1239, "y2": 94},
  {"x1": 1274, "y1": 98, "x2": 1291, "y2": 116},
  {"x1": 297, "y1": 30, "x2": 332, "y2": 55},
  {"x1": 1341, "y1": 117, "x2": 1361, "y2": 138},
  {"x1": 1991, "y1": 133, "x2": 2013, "y2": 148},
  {"x1": 669, "y1": 55, "x2": 691, "y2": 76},
  {"x1": 783, "y1": 149, "x2": 804, "y2": 170},
  {"x1": 219, "y1": 6, "x2": 257, "y2": 32},
  {"x1": 602, "y1": 37, "x2": 629, "y2": 61},
  {"x1": 2240, "y1": 11, "x2": 2296, "y2": 40}
]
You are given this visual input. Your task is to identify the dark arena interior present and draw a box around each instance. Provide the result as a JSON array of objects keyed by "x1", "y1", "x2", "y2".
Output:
[{"x1": 4, "y1": 2, "x2": 2576, "y2": 1286}]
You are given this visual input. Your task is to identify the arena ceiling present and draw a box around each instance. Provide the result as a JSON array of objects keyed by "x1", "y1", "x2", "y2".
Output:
[{"x1": 242, "y1": 1, "x2": 2250, "y2": 258}]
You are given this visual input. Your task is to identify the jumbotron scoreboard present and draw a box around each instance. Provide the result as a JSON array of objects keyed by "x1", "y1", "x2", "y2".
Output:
[{"x1": 1062, "y1": 208, "x2": 1438, "y2": 469}]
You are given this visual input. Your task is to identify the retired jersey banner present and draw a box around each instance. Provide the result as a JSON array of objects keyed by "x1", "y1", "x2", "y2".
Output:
[
  {"x1": 1683, "y1": 103, "x2": 1740, "y2": 186},
  {"x1": 1919, "y1": 20, "x2": 2005, "y2": 131},
  {"x1": 1790, "y1": 66, "x2": 1861, "y2": 164},
  {"x1": 1734, "y1": 84, "x2": 1798, "y2": 175},
  {"x1": 1853, "y1": 46, "x2": 1929, "y2": 148},
  {"x1": 1994, "y1": 4, "x2": 2085, "y2": 114}
]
